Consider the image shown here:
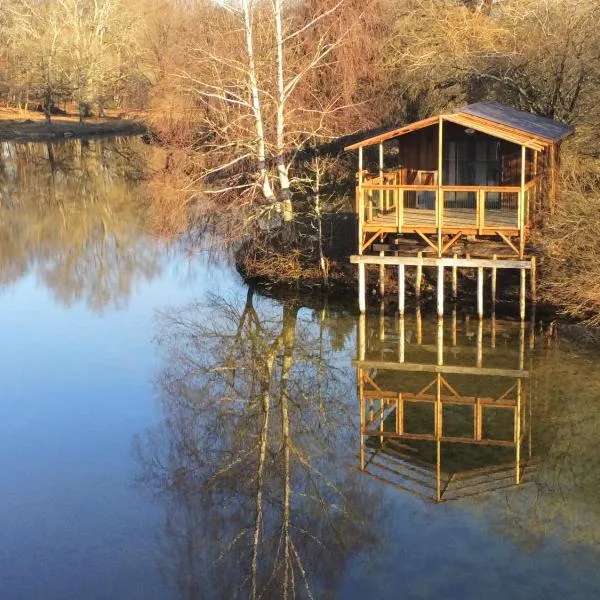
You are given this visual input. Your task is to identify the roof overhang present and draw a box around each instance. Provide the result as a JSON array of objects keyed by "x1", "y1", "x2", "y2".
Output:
[{"x1": 344, "y1": 110, "x2": 566, "y2": 153}]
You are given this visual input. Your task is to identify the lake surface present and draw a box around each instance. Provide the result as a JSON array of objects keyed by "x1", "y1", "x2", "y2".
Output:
[{"x1": 1, "y1": 137, "x2": 599, "y2": 600}]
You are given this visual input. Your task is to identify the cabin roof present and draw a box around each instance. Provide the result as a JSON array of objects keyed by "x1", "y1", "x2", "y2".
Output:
[
  {"x1": 344, "y1": 101, "x2": 574, "y2": 152},
  {"x1": 459, "y1": 101, "x2": 574, "y2": 143}
]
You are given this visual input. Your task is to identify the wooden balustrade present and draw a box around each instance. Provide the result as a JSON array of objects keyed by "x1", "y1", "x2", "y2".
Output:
[{"x1": 358, "y1": 182, "x2": 523, "y2": 233}]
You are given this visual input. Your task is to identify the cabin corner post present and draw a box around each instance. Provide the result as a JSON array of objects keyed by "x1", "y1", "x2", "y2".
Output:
[
  {"x1": 358, "y1": 146, "x2": 364, "y2": 254},
  {"x1": 437, "y1": 116, "x2": 444, "y2": 257},
  {"x1": 519, "y1": 145, "x2": 526, "y2": 259}
]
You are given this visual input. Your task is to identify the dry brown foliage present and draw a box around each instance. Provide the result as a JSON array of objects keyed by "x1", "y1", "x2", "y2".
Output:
[{"x1": 537, "y1": 151, "x2": 600, "y2": 325}]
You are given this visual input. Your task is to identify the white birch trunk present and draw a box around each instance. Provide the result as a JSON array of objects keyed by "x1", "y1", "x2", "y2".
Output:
[
  {"x1": 242, "y1": 0, "x2": 275, "y2": 203},
  {"x1": 274, "y1": 0, "x2": 293, "y2": 222}
]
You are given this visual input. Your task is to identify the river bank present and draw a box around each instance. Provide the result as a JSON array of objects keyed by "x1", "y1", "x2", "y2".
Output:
[{"x1": 0, "y1": 108, "x2": 146, "y2": 142}]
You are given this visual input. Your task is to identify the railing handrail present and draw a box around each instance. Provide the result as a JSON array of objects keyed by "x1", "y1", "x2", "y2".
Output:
[{"x1": 362, "y1": 183, "x2": 522, "y2": 193}]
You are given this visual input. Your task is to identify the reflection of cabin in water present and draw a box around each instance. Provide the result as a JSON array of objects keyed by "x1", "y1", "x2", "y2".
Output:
[
  {"x1": 346, "y1": 101, "x2": 574, "y2": 317},
  {"x1": 355, "y1": 313, "x2": 537, "y2": 502}
]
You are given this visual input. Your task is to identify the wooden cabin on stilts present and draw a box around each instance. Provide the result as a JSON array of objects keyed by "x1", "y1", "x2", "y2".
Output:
[{"x1": 347, "y1": 101, "x2": 574, "y2": 319}]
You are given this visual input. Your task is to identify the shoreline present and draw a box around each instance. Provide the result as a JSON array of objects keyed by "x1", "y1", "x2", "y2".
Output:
[{"x1": 0, "y1": 111, "x2": 146, "y2": 142}]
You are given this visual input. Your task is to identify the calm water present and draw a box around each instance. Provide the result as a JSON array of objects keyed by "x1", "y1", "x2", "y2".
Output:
[{"x1": 1, "y1": 138, "x2": 599, "y2": 600}]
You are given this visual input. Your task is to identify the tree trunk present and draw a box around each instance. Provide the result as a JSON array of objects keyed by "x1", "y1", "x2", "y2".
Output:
[
  {"x1": 274, "y1": 0, "x2": 295, "y2": 244},
  {"x1": 242, "y1": 0, "x2": 275, "y2": 204}
]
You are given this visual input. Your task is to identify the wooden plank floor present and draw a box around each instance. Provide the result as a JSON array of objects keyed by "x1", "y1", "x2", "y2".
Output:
[{"x1": 365, "y1": 208, "x2": 518, "y2": 229}]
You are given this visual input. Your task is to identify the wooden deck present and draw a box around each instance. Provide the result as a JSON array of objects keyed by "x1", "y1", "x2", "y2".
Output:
[{"x1": 363, "y1": 207, "x2": 518, "y2": 231}]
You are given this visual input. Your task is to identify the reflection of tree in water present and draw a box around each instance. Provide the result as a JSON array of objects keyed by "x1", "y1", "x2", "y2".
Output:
[
  {"x1": 0, "y1": 137, "x2": 162, "y2": 311},
  {"x1": 137, "y1": 290, "x2": 378, "y2": 599}
]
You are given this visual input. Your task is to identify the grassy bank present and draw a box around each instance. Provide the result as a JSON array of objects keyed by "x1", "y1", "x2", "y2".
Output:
[{"x1": 0, "y1": 108, "x2": 146, "y2": 142}]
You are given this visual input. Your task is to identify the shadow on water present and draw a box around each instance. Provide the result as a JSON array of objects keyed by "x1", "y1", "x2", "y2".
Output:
[{"x1": 0, "y1": 137, "x2": 163, "y2": 312}]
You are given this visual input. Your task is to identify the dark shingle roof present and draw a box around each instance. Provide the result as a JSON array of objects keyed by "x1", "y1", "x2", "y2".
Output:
[{"x1": 459, "y1": 100, "x2": 574, "y2": 142}]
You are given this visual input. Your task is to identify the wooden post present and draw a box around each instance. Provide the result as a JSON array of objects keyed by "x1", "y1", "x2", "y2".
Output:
[
  {"x1": 520, "y1": 268, "x2": 526, "y2": 321},
  {"x1": 475, "y1": 399, "x2": 482, "y2": 441},
  {"x1": 437, "y1": 117, "x2": 444, "y2": 257},
  {"x1": 397, "y1": 393, "x2": 404, "y2": 434},
  {"x1": 452, "y1": 253, "x2": 458, "y2": 299},
  {"x1": 359, "y1": 368, "x2": 365, "y2": 470},
  {"x1": 358, "y1": 263, "x2": 366, "y2": 313},
  {"x1": 437, "y1": 263, "x2": 444, "y2": 317},
  {"x1": 379, "y1": 142, "x2": 385, "y2": 211},
  {"x1": 519, "y1": 145, "x2": 526, "y2": 259},
  {"x1": 477, "y1": 266, "x2": 484, "y2": 319},
  {"x1": 491, "y1": 253, "x2": 497, "y2": 310},
  {"x1": 436, "y1": 439, "x2": 441, "y2": 502},
  {"x1": 533, "y1": 150, "x2": 539, "y2": 226},
  {"x1": 416, "y1": 304, "x2": 422, "y2": 345},
  {"x1": 379, "y1": 250, "x2": 385, "y2": 297},
  {"x1": 398, "y1": 263, "x2": 405, "y2": 315},
  {"x1": 415, "y1": 251, "x2": 423, "y2": 300},
  {"x1": 437, "y1": 317, "x2": 444, "y2": 366},
  {"x1": 519, "y1": 321, "x2": 526, "y2": 371},
  {"x1": 435, "y1": 372, "x2": 442, "y2": 501},
  {"x1": 397, "y1": 188, "x2": 404, "y2": 232},
  {"x1": 478, "y1": 188, "x2": 485, "y2": 234},
  {"x1": 515, "y1": 379, "x2": 522, "y2": 484},
  {"x1": 530, "y1": 256, "x2": 537, "y2": 304},
  {"x1": 358, "y1": 314, "x2": 366, "y2": 361},
  {"x1": 452, "y1": 307, "x2": 457, "y2": 347},
  {"x1": 491, "y1": 313, "x2": 496, "y2": 348},
  {"x1": 358, "y1": 147, "x2": 364, "y2": 255},
  {"x1": 476, "y1": 317, "x2": 483, "y2": 368},
  {"x1": 398, "y1": 316, "x2": 405, "y2": 363}
]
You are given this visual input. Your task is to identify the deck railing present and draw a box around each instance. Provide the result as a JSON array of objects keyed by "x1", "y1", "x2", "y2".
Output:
[{"x1": 357, "y1": 175, "x2": 538, "y2": 235}]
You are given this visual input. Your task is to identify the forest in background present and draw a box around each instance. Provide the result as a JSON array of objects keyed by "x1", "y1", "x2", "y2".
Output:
[{"x1": 1, "y1": 0, "x2": 599, "y2": 323}]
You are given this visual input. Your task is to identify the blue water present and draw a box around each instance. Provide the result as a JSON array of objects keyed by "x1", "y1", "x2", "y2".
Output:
[{"x1": 1, "y1": 138, "x2": 599, "y2": 600}]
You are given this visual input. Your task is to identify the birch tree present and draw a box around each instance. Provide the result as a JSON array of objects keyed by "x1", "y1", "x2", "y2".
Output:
[{"x1": 177, "y1": 0, "x2": 364, "y2": 232}]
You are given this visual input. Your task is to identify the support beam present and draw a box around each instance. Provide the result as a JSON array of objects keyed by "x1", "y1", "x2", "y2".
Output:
[
  {"x1": 452, "y1": 253, "x2": 458, "y2": 299},
  {"x1": 358, "y1": 314, "x2": 366, "y2": 361},
  {"x1": 352, "y1": 359, "x2": 529, "y2": 378},
  {"x1": 398, "y1": 316, "x2": 405, "y2": 362},
  {"x1": 530, "y1": 256, "x2": 537, "y2": 304},
  {"x1": 358, "y1": 263, "x2": 366, "y2": 313},
  {"x1": 491, "y1": 254, "x2": 497, "y2": 309},
  {"x1": 437, "y1": 117, "x2": 444, "y2": 257},
  {"x1": 437, "y1": 264, "x2": 444, "y2": 317},
  {"x1": 415, "y1": 251, "x2": 423, "y2": 300},
  {"x1": 520, "y1": 145, "x2": 526, "y2": 259},
  {"x1": 477, "y1": 267, "x2": 484, "y2": 319},
  {"x1": 452, "y1": 308, "x2": 457, "y2": 347},
  {"x1": 379, "y1": 250, "x2": 385, "y2": 297},
  {"x1": 350, "y1": 255, "x2": 532, "y2": 269},
  {"x1": 437, "y1": 317, "x2": 444, "y2": 366},
  {"x1": 398, "y1": 264, "x2": 405, "y2": 315},
  {"x1": 476, "y1": 318, "x2": 483, "y2": 368},
  {"x1": 520, "y1": 268, "x2": 526, "y2": 321}
]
